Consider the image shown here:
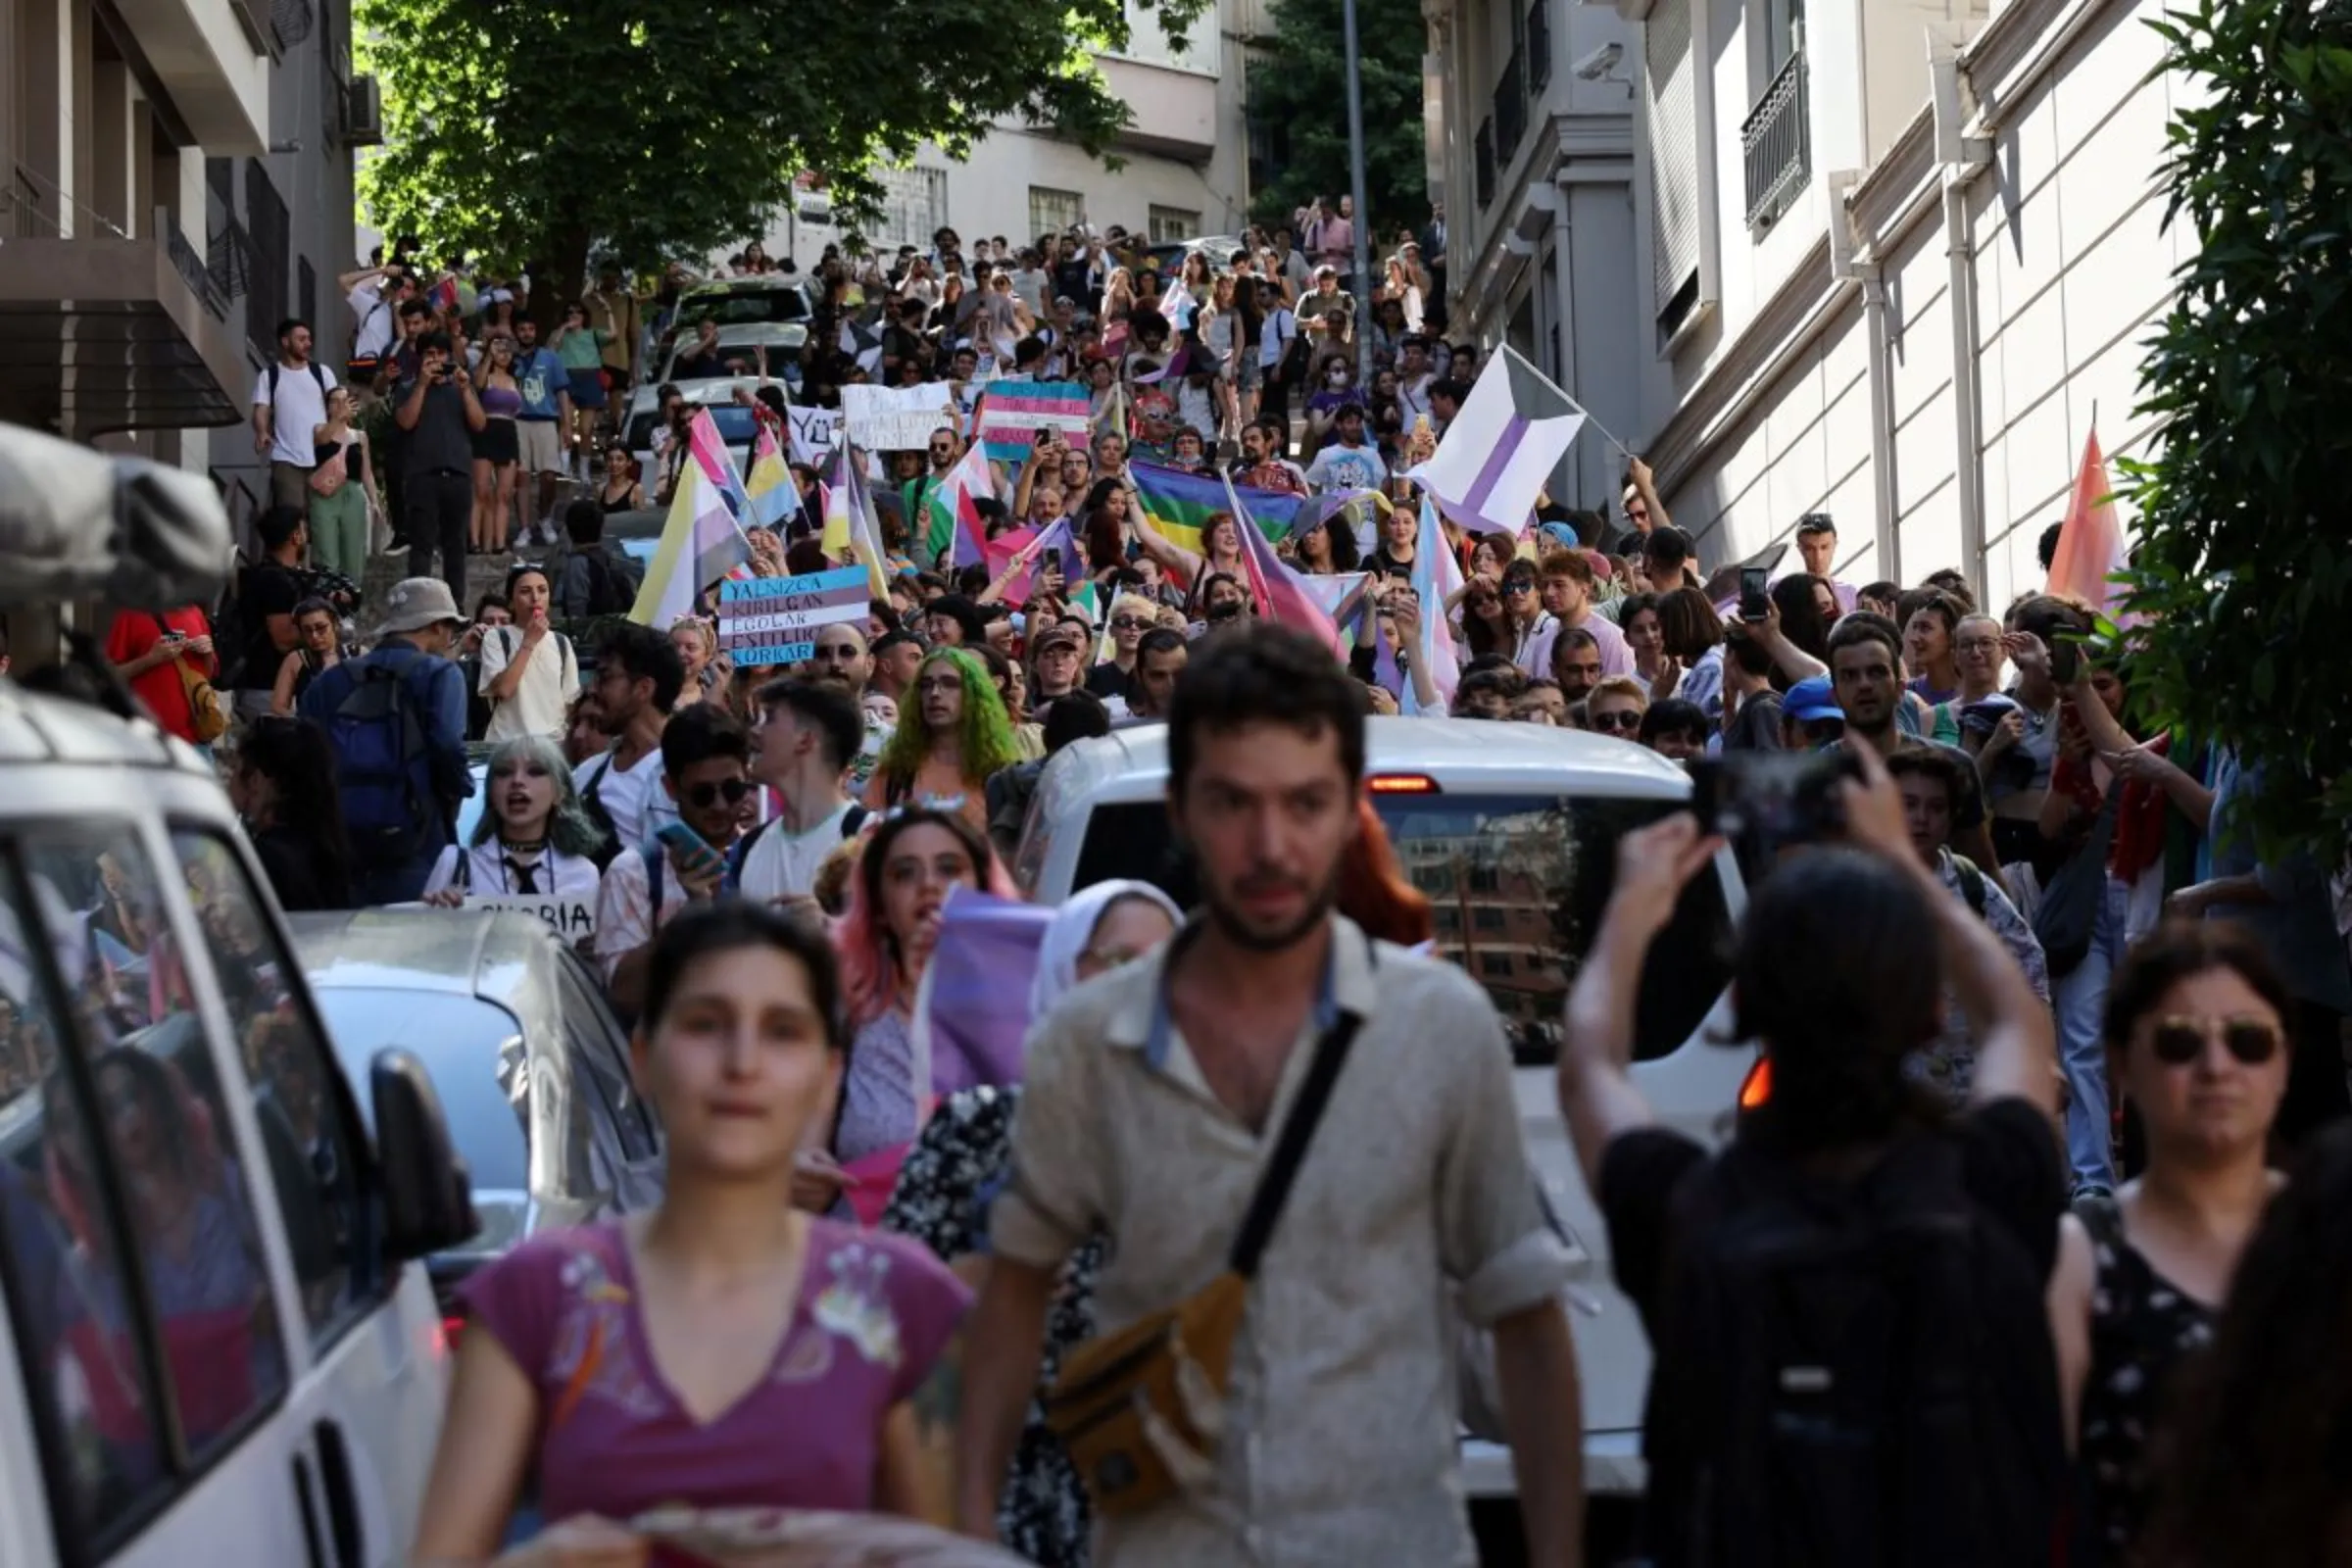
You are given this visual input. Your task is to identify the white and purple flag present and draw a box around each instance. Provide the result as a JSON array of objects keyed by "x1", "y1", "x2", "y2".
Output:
[{"x1": 1408, "y1": 344, "x2": 1587, "y2": 537}]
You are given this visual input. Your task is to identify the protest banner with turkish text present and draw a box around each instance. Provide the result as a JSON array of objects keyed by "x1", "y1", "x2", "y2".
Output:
[{"x1": 716, "y1": 565, "x2": 870, "y2": 665}]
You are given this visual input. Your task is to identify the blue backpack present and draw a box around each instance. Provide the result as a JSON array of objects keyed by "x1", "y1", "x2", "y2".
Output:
[{"x1": 323, "y1": 662, "x2": 434, "y2": 870}]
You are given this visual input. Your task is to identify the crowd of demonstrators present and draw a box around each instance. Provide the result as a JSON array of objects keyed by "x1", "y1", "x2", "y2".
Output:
[{"x1": 46, "y1": 218, "x2": 2352, "y2": 1566}]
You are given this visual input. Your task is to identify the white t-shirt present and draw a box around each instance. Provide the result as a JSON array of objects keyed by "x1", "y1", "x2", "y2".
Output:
[
  {"x1": 420, "y1": 842, "x2": 603, "y2": 903},
  {"x1": 596, "y1": 845, "x2": 695, "y2": 983},
  {"x1": 733, "y1": 801, "x2": 864, "y2": 905},
  {"x1": 349, "y1": 284, "x2": 396, "y2": 359},
  {"x1": 252, "y1": 359, "x2": 339, "y2": 466},
  {"x1": 478, "y1": 626, "x2": 581, "y2": 743},
  {"x1": 575, "y1": 743, "x2": 675, "y2": 853}
]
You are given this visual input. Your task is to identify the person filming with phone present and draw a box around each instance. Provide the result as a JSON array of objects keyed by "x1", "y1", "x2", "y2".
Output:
[
  {"x1": 597, "y1": 706, "x2": 754, "y2": 1021},
  {"x1": 1557, "y1": 743, "x2": 2067, "y2": 1568},
  {"x1": 393, "y1": 328, "x2": 487, "y2": 606}
]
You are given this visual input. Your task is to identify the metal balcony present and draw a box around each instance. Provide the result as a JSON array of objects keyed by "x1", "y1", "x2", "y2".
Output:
[{"x1": 1740, "y1": 46, "x2": 1810, "y2": 230}]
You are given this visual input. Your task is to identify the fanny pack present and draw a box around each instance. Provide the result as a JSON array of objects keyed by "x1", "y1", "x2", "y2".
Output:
[{"x1": 1039, "y1": 1000, "x2": 1363, "y2": 1516}]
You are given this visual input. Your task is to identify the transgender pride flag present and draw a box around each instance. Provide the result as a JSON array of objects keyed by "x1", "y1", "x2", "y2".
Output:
[
  {"x1": 1224, "y1": 469, "x2": 1343, "y2": 657},
  {"x1": 1403, "y1": 495, "x2": 1463, "y2": 713},
  {"x1": 976, "y1": 381, "x2": 1091, "y2": 466}
]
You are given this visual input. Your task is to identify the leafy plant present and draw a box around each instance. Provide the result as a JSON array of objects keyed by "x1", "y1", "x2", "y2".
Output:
[
  {"x1": 1245, "y1": 0, "x2": 1431, "y2": 234},
  {"x1": 2120, "y1": 0, "x2": 2352, "y2": 858},
  {"x1": 357, "y1": 0, "x2": 1211, "y2": 292}
]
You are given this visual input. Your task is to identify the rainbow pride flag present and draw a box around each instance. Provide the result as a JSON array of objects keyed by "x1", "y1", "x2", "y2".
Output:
[{"x1": 1129, "y1": 461, "x2": 1305, "y2": 555}]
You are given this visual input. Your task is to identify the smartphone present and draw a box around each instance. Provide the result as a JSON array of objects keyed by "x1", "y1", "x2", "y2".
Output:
[
  {"x1": 1740, "y1": 566, "x2": 1771, "y2": 622},
  {"x1": 2050, "y1": 638, "x2": 2082, "y2": 684},
  {"x1": 655, "y1": 820, "x2": 722, "y2": 877}
]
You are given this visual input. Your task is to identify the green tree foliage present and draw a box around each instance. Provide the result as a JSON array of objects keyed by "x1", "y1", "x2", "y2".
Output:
[
  {"x1": 357, "y1": 0, "x2": 1209, "y2": 290},
  {"x1": 1246, "y1": 0, "x2": 1431, "y2": 235},
  {"x1": 2120, "y1": 0, "x2": 2352, "y2": 857}
]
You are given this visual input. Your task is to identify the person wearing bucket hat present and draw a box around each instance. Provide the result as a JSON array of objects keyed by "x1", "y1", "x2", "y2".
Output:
[{"x1": 300, "y1": 575, "x2": 474, "y2": 904}]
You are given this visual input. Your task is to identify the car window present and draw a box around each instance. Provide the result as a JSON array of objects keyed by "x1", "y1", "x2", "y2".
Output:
[
  {"x1": 0, "y1": 846, "x2": 179, "y2": 1553},
  {"x1": 680, "y1": 287, "x2": 808, "y2": 324},
  {"x1": 170, "y1": 831, "x2": 377, "y2": 1345},
  {"x1": 1069, "y1": 792, "x2": 1734, "y2": 1063},
  {"x1": 554, "y1": 952, "x2": 659, "y2": 1162},
  {"x1": 5, "y1": 827, "x2": 294, "y2": 1544},
  {"x1": 306, "y1": 989, "x2": 529, "y2": 1190}
]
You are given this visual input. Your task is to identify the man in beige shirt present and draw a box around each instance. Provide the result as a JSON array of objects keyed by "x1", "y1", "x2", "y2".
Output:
[{"x1": 956, "y1": 624, "x2": 1585, "y2": 1566}]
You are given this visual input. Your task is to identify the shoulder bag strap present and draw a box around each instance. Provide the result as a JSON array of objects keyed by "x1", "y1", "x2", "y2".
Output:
[{"x1": 1226, "y1": 1006, "x2": 1365, "y2": 1278}]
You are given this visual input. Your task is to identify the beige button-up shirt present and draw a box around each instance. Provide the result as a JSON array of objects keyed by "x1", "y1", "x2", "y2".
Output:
[{"x1": 992, "y1": 914, "x2": 1572, "y2": 1567}]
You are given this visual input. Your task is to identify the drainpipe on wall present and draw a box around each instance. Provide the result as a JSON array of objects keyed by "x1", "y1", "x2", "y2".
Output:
[
  {"x1": 1933, "y1": 33, "x2": 1994, "y2": 602},
  {"x1": 1828, "y1": 169, "x2": 1903, "y2": 583}
]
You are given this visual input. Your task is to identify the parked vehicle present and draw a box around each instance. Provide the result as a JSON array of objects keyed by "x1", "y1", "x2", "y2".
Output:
[
  {"x1": 1013, "y1": 715, "x2": 1749, "y2": 1501},
  {"x1": 0, "y1": 423, "x2": 474, "y2": 1568},
  {"x1": 288, "y1": 907, "x2": 664, "y2": 1313}
]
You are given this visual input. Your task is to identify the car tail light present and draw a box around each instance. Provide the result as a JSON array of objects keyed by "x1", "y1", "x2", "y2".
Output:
[
  {"x1": 1368, "y1": 773, "x2": 1441, "y2": 794},
  {"x1": 1739, "y1": 1055, "x2": 1772, "y2": 1109}
]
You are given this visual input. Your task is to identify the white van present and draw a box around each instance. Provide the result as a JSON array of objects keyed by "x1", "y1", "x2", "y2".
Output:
[
  {"x1": 0, "y1": 427, "x2": 476, "y2": 1568},
  {"x1": 1014, "y1": 716, "x2": 1751, "y2": 1502}
]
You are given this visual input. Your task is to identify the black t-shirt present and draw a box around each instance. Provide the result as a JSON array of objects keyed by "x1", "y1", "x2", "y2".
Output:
[
  {"x1": 1723, "y1": 691, "x2": 1786, "y2": 752},
  {"x1": 237, "y1": 562, "x2": 302, "y2": 692},
  {"x1": 1084, "y1": 660, "x2": 1132, "y2": 703},
  {"x1": 252, "y1": 823, "x2": 347, "y2": 911},
  {"x1": 1597, "y1": 1096, "x2": 2066, "y2": 1339}
]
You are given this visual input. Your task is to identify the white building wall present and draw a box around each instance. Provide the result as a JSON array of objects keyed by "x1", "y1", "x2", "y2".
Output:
[{"x1": 1613, "y1": 0, "x2": 2183, "y2": 609}]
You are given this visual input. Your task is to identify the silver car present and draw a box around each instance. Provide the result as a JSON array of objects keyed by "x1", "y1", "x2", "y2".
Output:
[{"x1": 288, "y1": 907, "x2": 664, "y2": 1302}]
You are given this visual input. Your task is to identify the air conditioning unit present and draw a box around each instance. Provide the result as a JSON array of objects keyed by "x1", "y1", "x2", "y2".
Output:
[{"x1": 346, "y1": 76, "x2": 384, "y2": 146}]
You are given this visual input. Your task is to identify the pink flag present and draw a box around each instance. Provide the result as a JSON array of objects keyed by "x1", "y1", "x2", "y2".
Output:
[
  {"x1": 1222, "y1": 470, "x2": 1344, "y2": 657},
  {"x1": 2047, "y1": 432, "x2": 2129, "y2": 618},
  {"x1": 688, "y1": 408, "x2": 755, "y2": 522}
]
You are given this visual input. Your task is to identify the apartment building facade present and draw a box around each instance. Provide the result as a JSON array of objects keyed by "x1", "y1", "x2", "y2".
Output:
[
  {"x1": 0, "y1": 0, "x2": 372, "y2": 653},
  {"x1": 1598, "y1": 0, "x2": 2180, "y2": 611},
  {"x1": 1423, "y1": 0, "x2": 1646, "y2": 513},
  {"x1": 762, "y1": 0, "x2": 1257, "y2": 262}
]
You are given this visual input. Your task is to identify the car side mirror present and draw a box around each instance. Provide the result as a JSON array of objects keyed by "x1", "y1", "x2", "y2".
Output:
[{"x1": 371, "y1": 1048, "x2": 480, "y2": 1261}]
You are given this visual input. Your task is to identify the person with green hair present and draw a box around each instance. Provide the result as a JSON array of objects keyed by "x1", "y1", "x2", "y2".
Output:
[{"x1": 861, "y1": 645, "x2": 1022, "y2": 833}]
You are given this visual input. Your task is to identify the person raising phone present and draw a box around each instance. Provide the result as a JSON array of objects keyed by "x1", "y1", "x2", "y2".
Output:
[{"x1": 597, "y1": 707, "x2": 754, "y2": 1020}]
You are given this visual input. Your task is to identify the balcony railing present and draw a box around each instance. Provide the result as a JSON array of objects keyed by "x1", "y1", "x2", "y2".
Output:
[
  {"x1": 161, "y1": 207, "x2": 231, "y2": 321},
  {"x1": 1494, "y1": 49, "x2": 1526, "y2": 167},
  {"x1": 1474, "y1": 118, "x2": 1495, "y2": 210},
  {"x1": 1526, "y1": 0, "x2": 1551, "y2": 94},
  {"x1": 1740, "y1": 46, "x2": 1810, "y2": 230}
]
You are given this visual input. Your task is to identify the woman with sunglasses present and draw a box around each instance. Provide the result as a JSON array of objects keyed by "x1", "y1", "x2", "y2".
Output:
[
  {"x1": 421, "y1": 734, "x2": 605, "y2": 910},
  {"x1": 882, "y1": 878, "x2": 1179, "y2": 1562},
  {"x1": 1586, "y1": 676, "x2": 1649, "y2": 742},
  {"x1": 2046, "y1": 921, "x2": 2293, "y2": 1565}
]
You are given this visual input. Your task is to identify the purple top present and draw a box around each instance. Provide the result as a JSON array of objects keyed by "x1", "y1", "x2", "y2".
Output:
[
  {"x1": 478, "y1": 380, "x2": 524, "y2": 420},
  {"x1": 460, "y1": 1217, "x2": 969, "y2": 1530}
]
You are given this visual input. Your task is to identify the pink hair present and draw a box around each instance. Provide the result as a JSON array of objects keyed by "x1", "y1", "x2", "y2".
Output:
[{"x1": 832, "y1": 809, "x2": 1019, "y2": 1030}]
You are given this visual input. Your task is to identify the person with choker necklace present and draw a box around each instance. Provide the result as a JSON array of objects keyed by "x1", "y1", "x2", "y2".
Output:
[{"x1": 420, "y1": 734, "x2": 605, "y2": 910}]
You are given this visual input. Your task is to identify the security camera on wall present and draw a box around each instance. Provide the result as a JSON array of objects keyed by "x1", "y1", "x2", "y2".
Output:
[{"x1": 1573, "y1": 41, "x2": 1625, "y2": 80}]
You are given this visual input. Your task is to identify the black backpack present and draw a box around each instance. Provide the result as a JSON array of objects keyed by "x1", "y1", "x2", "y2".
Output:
[
  {"x1": 579, "y1": 549, "x2": 634, "y2": 617},
  {"x1": 1642, "y1": 1133, "x2": 2066, "y2": 1568},
  {"x1": 576, "y1": 752, "x2": 625, "y2": 870}
]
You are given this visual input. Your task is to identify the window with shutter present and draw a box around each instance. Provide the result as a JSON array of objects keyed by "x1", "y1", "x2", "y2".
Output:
[{"x1": 1644, "y1": 0, "x2": 1703, "y2": 333}]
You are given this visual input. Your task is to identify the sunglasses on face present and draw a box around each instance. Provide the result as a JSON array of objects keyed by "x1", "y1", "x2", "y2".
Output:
[
  {"x1": 1111, "y1": 616, "x2": 1149, "y2": 631},
  {"x1": 1503, "y1": 581, "x2": 1534, "y2": 596},
  {"x1": 2149, "y1": 1014, "x2": 2281, "y2": 1067},
  {"x1": 1592, "y1": 710, "x2": 1642, "y2": 733},
  {"x1": 684, "y1": 778, "x2": 753, "y2": 809}
]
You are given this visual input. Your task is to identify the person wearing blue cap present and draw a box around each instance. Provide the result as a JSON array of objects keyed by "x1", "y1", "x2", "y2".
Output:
[{"x1": 1781, "y1": 674, "x2": 1844, "y2": 750}]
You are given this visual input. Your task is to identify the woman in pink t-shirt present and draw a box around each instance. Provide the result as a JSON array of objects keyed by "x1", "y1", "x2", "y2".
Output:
[{"x1": 413, "y1": 903, "x2": 972, "y2": 1564}]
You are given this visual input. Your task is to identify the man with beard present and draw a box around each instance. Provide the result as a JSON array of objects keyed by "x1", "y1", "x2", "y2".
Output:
[
  {"x1": 1828, "y1": 613, "x2": 2005, "y2": 891},
  {"x1": 805, "y1": 620, "x2": 891, "y2": 789},
  {"x1": 956, "y1": 625, "x2": 1585, "y2": 1567}
]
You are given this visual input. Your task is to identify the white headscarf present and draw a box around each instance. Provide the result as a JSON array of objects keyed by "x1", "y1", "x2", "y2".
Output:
[{"x1": 1029, "y1": 879, "x2": 1185, "y2": 1020}]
